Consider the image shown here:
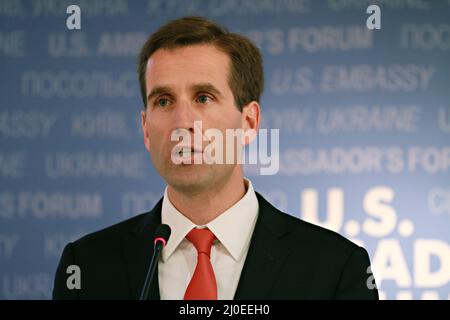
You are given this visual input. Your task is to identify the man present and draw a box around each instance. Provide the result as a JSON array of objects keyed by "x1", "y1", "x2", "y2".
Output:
[{"x1": 53, "y1": 16, "x2": 378, "y2": 300}]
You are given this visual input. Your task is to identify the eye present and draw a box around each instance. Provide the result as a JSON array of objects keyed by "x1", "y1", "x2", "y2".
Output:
[
  {"x1": 196, "y1": 94, "x2": 213, "y2": 104},
  {"x1": 155, "y1": 97, "x2": 171, "y2": 108}
]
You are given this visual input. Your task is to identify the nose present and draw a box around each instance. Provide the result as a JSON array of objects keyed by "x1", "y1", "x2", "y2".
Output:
[{"x1": 172, "y1": 98, "x2": 196, "y2": 133}]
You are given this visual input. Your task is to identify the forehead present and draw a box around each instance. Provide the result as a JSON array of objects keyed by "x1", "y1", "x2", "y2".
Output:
[{"x1": 145, "y1": 44, "x2": 231, "y2": 92}]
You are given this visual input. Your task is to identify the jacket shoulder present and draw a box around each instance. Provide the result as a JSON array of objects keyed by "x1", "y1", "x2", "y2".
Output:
[
  {"x1": 72, "y1": 212, "x2": 149, "y2": 251},
  {"x1": 256, "y1": 192, "x2": 360, "y2": 254},
  {"x1": 283, "y1": 212, "x2": 359, "y2": 252}
]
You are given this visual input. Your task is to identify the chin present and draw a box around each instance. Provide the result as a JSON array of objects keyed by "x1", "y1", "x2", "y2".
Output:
[{"x1": 165, "y1": 168, "x2": 211, "y2": 192}]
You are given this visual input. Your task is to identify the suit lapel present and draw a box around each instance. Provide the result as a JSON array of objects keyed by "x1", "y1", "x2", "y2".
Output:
[
  {"x1": 122, "y1": 197, "x2": 163, "y2": 300},
  {"x1": 234, "y1": 192, "x2": 292, "y2": 299}
]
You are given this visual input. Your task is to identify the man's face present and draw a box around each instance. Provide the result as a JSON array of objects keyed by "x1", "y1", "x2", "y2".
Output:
[{"x1": 141, "y1": 44, "x2": 248, "y2": 194}]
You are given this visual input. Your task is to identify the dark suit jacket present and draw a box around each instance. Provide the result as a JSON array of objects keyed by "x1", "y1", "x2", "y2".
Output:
[{"x1": 53, "y1": 192, "x2": 378, "y2": 299}]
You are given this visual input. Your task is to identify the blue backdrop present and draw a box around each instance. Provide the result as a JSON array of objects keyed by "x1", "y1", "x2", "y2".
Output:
[{"x1": 0, "y1": 0, "x2": 449, "y2": 299}]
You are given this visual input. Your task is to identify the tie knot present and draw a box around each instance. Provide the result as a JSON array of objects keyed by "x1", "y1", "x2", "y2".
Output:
[{"x1": 186, "y1": 228, "x2": 216, "y2": 256}]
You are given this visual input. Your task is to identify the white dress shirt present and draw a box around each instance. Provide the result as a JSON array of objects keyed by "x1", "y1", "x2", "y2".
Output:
[{"x1": 158, "y1": 178, "x2": 259, "y2": 300}]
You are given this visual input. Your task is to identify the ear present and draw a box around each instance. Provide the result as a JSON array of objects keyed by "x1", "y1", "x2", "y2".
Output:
[
  {"x1": 241, "y1": 101, "x2": 260, "y2": 146},
  {"x1": 141, "y1": 109, "x2": 151, "y2": 152}
]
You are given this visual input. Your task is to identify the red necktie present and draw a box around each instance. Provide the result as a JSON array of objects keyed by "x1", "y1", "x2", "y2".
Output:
[{"x1": 184, "y1": 228, "x2": 217, "y2": 300}]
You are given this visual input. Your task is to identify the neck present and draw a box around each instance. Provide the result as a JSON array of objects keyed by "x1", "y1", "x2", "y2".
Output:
[{"x1": 167, "y1": 167, "x2": 247, "y2": 225}]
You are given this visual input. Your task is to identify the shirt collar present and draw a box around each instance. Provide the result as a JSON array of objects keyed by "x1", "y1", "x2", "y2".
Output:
[{"x1": 161, "y1": 178, "x2": 259, "y2": 262}]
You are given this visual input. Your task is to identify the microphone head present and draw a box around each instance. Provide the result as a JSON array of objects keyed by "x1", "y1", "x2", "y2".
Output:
[{"x1": 153, "y1": 224, "x2": 171, "y2": 247}]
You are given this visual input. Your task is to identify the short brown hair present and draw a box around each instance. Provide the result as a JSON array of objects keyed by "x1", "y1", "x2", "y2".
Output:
[{"x1": 137, "y1": 16, "x2": 264, "y2": 112}]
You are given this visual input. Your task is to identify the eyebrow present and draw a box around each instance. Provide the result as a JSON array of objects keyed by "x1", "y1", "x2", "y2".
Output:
[
  {"x1": 147, "y1": 86, "x2": 174, "y2": 103},
  {"x1": 146, "y1": 82, "x2": 224, "y2": 102},
  {"x1": 191, "y1": 83, "x2": 224, "y2": 99}
]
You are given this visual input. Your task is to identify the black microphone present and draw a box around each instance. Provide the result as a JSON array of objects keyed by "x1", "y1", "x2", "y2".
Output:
[{"x1": 139, "y1": 224, "x2": 171, "y2": 300}]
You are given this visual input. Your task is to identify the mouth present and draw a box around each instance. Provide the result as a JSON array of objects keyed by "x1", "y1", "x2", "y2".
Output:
[
  {"x1": 173, "y1": 146, "x2": 203, "y2": 159},
  {"x1": 179, "y1": 147, "x2": 196, "y2": 157}
]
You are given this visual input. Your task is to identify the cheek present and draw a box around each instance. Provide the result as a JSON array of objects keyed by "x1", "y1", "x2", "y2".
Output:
[
  {"x1": 147, "y1": 122, "x2": 168, "y2": 151},
  {"x1": 209, "y1": 107, "x2": 240, "y2": 126},
  {"x1": 146, "y1": 125, "x2": 158, "y2": 144},
  {"x1": 220, "y1": 114, "x2": 242, "y2": 131}
]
